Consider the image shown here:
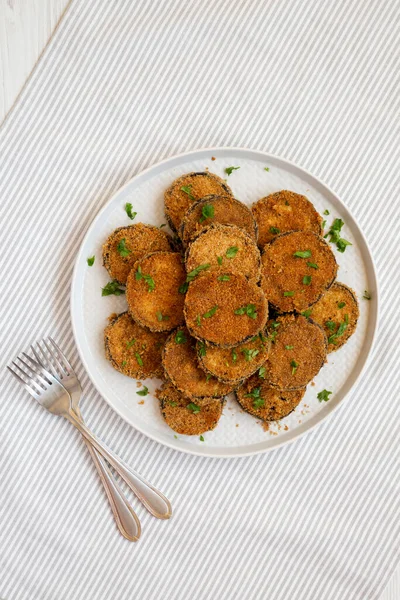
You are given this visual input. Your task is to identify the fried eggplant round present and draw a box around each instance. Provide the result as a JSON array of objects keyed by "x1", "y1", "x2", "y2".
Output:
[
  {"x1": 104, "y1": 312, "x2": 168, "y2": 379},
  {"x1": 197, "y1": 331, "x2": 270, "y2": 384},
  {"x1": 304, "y1": 282, "x2": 359, "y2": 352},
  {"x1": 162, "y1": 327, "x2": 234, "y2": 399},
  {"x1": 185, "y1": 224, "x2": 261, "y2": 283},
  {"x1": 164, "y1": 172, "x2": 233, "y2": 234},
  {"x1": 265, "y1": 314, "x2": 327, "y2": 390},
  {"x1": 126, "y1": 251, "x2": 186, "y2": 332},
  {"x1": 261, "y1": 230, "x2": 338, "y2": 313},
  {"x1": 180, "y1": 195, "x2": 257, "y2": 246},
  {"x1": 252, "y1": 190, "x2": 323, "y2": 248},
  {"x1": 102, "y1": 223, "x2": 173, "y2": 284},
  {"x1": 236, "y1": 373, "x2": 306, "y2": 421},
  {"x1": 184, "y1": 271, "x2": 268, "y2": 348},
  {"x1": 158, "y1": 381, "x2": 223, "y2": 435}
]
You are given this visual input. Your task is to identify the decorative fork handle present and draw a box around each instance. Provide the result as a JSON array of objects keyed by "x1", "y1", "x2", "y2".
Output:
[{"x1": 65, "y1": 411, "x2": 172, "y2": 520}]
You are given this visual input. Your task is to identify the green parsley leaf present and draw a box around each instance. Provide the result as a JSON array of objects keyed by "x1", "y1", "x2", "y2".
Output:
[
  {"x1": 203, "y1": 305, "x2": 218, "y2": 318},
  {"x1": 156, "y1": 311, "x2": 169, "y2": 322},
  {"x1": 217, "y1": 256, "x2": 223, "y2": 265},
  {"x1": 285, "y1": 345, "x2": 294, "y2": 350},
  {"x1": 126, "y1": 339, "x2": 136, "y2": 348},
  {"x1": 187, "y1": 402, "x2": 201, "y2": 414},
  {"x1": 271, "y1": 321, "x2": 280, "y2": 329},
  {"x1": 87, "y1": 256, "x2": 95, "y2": 266},
  {"x1": 293, "y1": 250, "x2": 312, "y2": 258},
  {"x1": 196, "y1": 314, "x2": 202, "y2": 327},
  {"x1": 317, "y1": 389, "x2": 332, "y2": 402},
  {"x1": 363, "y1": 290, "x2": 371, "y2": 300},
  {"x1": 179, "y1": 282, "x2": 189, "y2": 294},
  {"x1": 291, "y1": 359, "x2": 299, "y2": 375},
  {"x1": 322, "y1": 220, "x2": 326, "y2": 229},
  {"x1": 270, "y1": 226, "x2": 280, "y2": 234},
  {"x1": 225, "y1": 166, "x2": 240, "y2": 176},
  {"x1": 301, "y1": 309, "x2": 312, "y2": 318},
  {"x1": 258, "y1": 366, "x2": 266, "y2": 379},
  {"x1": 234, "y1": 304, "x2": 257, "y2": 319},
  {"x1": 232, "y1": 348, "x2": 237, "y2": 363},
  {"x1": 337, "y1": 238, "x2": 352, "y2": 253},
  {"x1": 186, "y1": 263, "x2": 211, "y2": 282},
  {"x1": 199, "y1": 435, "x2": 205, "y2": 441},
  {"x1": 284, "y1": 291, "x2": 295, "y2": 297},
  {"x1": 136, "y1": 386, "x2": 149, "y2": 396},
  {"x1": 327, "y1": 316, "x2": 348, "y2": 344},
  {"x1": 323, "y1": 209, "x2": 330, "y2": 215},
  {"x1": 226, "y1": 246, "x2": 239, "y2": 259},
  {"x1": 253, "y1": 397, "x2": 265, "y2": 409},
  {"x1": 159, "y1": 223, "x2": 167, "y2": 228},
  {"x1": 338, "y1": 301, "x2": 346, "y2": 308},
  {"x1": 264, "y1": 167, "x2": 270, "y2": 172},
  {"x1": 199, "y1": 203, "x2": 215, "y2": 223},
  {"x1": 241, "y1": 348, "x2": 260, "y2": 362},
  {"x1": 135, "y1": 352, "x2": 143, "y2": 366},
  {"x1": 175, "y1": 330, "x2": 187, "y2": 344},
  {"x1": 117, "y1": 238, "x2": 131, "y2": 257},
  {"x1": 325, "y1": 321, "x2": 336, "y2": 331},
  {"x1": 307, "y1": 262, "x2": 319, "y2": 269},
  {"x1": 180, "y1": 184, "x2": 195, "y2": 200},
  {"x1": 121, "y1": 360, "x2": 127, "y2": 367},
  {"x1": 217, "y1": 274, "x2": 230, "y2": 281},
  {"x1": 101, "y1": 280, "x2": 125, "y2": 296},
  {"x1": 244, "y1": 387, "x2": 261, "y2": 400},
  {"x1": 135, "y1": 265, "x2": 155, "y2": 292},
  {"x1": 206, "y1": 373, "x2": 212, "y2": 382},
  {"x1": 168, "y1": 401, "x2": 178, "y2": 407},
  {"x1": 331, "y1": 218, "x2": 344, "y2": 232},
  {"x1": 198, "y1": 342, "x2": 207, "y2": 357},
  {"x1": 303, "y1": 275, "x2": 312, "y2": 285},
  {"x1": 174, "y1": 434, "x2": 178, "y2": 439},
  {"x1": 125, "y1": 202, "x2": 137, "y2": 220}
]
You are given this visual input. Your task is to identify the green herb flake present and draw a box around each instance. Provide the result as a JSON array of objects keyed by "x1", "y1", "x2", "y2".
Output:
[
  {"x1": 206, "y1": 373, "x2": 212, "y2": 382},
  {"x1": 101, "y1": 280, "x2": 125, "y2": 296},
  {"x1": 121, "y1": 360, "x2": 127, "y2": 367},
  {"x1": 363, "y1": 290, "x2": 371, "y2": 300},
  {"x1": 217, "y1": 274, "x2": 230, "y2": 281},
  {"x1": 327, "y1": 316, "x2": 348, "y2": 344},
  {"x1": 323, "y1": 209, "x2": 330, "y2": 215},
  {"x1": 290, "y1": 359, "x2": 299, "y2": 375},
  {"x1": 285, "y1": 345, "x2": 294, "y2": 350},
  {"x1": 317, "y1": 389, "x2": 332, "y2": 402},
  {"x1": 232, "y1": 348, "x2": 238, "y2": 363},
  {"x1": 135, "y1": 265, "x2": 155, "y2": 292},
  {"x1": 199, "y1": 203, "x2": 215, "y2": 223},
  {"x1": 187, "y1": 402, "x2": 201, "y2": 414},
  {"x1": 226, "y1": 246, "x2": 239, "y2": 259},
  {"x1": 117, "y1": 238, "x2": 131, "y2": 257},
  {"x1": 245, "y1": 387, "x2": 261, "y2": 400},
  {"x1": 258, "y1": 366, "x2": 266, "y2": 379},
  {"x1": 180, "y1": 185, "x2": 195, "y2": 200},
  {"x1": 174, "y1": 434, "x2": 178, "y2": 439},
  {"x1": 325, "y1": 321, "x2": 336, "y2": 331},
  {"x1": 203, "y1": 305, "x2": 218, "y2": 318},
  {"x1": 156, "y1": 311, "x2": 169, "y2": 322},
  {"x1": 136, "y1": 385, "x2": 149, "y2": 397},
  {"x1": 217, "y1": 256, "x2": 223, "y2": 265},
  {"x1": 337, "y1": 238, "x2": 352, "y2": 253},
  {"x1": 307, "y1": 262, "x2": 319, "y2": 269},
  {"x1": 125, "y1": 202, "x2": 137, "y2": 220},
  {"x1": 135, "y1": 352, "x2": 143, "y2": 367},
  {"x1": 196, "y1": 314, "x2": 202, "y2": 327},
  {"x1": 169, "y1": 401, "x2": 177, "y2": 407},
  {"x1": 234, "y1": 304, "x2": 257, "y2": 319},
  {"x1": 199, "y1": 435, "x2": 205, "y2": 442},
  {"x1": 338, "y1": 301, "x2": 346, "y2": 308},
  {"x1": 87, "y1": 256, "x2": 95, "y2": 266},
  {"x1": 126, "y1": 339, "x2": 136, "y2": 348},
  {"x1": 175, "y1": 330, "x2": 187, "y2": 344},
  {"x1": 179, "y1": 282, "x2": 189, "y2": 294},
  {"x1": 264, "y1": 167, "x2": 270, "y2": 172},
  {"x1": 303, "y1": 275, "x2": 312, "y2": 285},
  {"x1": 301, "y1": 309, "x2": 312, "y2": 318},
  {"x1": 293, "y1": 250, "x2": 312, "y2": 258},
  {"x1": 271, "y1": 321, "x2": 280, "y2": 329},
  {"x1": 159, "y1": 223, "x2": 167, "y2": 228},
  {"x1": 241, "y1": 348, "x2": 260, "y2": 362},
  {"x1": 253, "y1": 397, "x2": 265, "y2": 409},
  {"x1": 198, "y1": 342, "x2": 207, "y2": 357},
  {"x1": 270, "y1": 226, "x2": 280, "y2": 234},
  {"x1": 322, "y1": 220, "x2": 326, "y2": 229},
  {"x1": 225, "y1": 166, "x2": 240, "y2": 176},
  {"x1": 186, "y1": 263, "x2": 211, "y2": 282},
  {"x1": 284, "y1": 291, "x2": 295, "y2": 297}
]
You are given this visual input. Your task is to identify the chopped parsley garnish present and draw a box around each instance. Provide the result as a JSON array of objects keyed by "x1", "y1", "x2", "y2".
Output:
[
  {"x1": 234, "y1": 304, "x2": 257, "y2": 319},
  {"x1": 217, "y1": 274, "x2": 230, "y2": 281},
  {"x1": 338, "y1": 301, "x2": 346, "y2": 308},
  {"x1": 187, "y1": 402, "x2": 201, "y2": 414},
  {"x1": 217, "y1": 256, "x2": 223, "y2": 265},
  {"x1": 199, "y1": 203, "x2": 214, "y2": 223},
  {"x1": 159, "y1": 223, "x2": 167, "y2": 228},
  {"x1": 226, "y1": 246, "x2": 239, "y2": 259},
  {"x1": 179, "y1": 282, "x2": 189, "y2": 294},
  {"x1": 363, "y1": 290, "x2": 371, "y2": 300},
  {"x1": 322, "y1": 220, "x2": 326, "y2": 229},
  {"x1": 199, "y1": 435, "x2": 205, "y2": 442},
  {"x1": 169, "y1": 401, "x2": 177, "y2": 407},
  {"x1": 245, "y1": 387, "x2": 261, "y2": 400},
  {"x1": 284, "y1": 291, "x2": 295, "y2": 297},
  {"x1": 125, "y1": 202, "x2": 137, "y2": 220},
  {"x1": 303, "y1": 275, "x2": 312, "y2": 285},
  {"x1": 241, "y1": 348, "x2": 260, "y2": 362},
  {"x1": 258, "y1": 366, "x2": 266, "y2": 379},
  {"x1": 285, "y1": 345, "x2": 294, "y2": 350},
  {"x1": 270, "y1": 226, "x2": 280, "y2": 234},
  {"x1": 121, "y1": 360, "x2": 127, "y2": 367},
  {"x1": 326, "y1": 218, "x2": 352, "y2": 253},
  {"x1": 126, "y1": 339, "x2": 136, "y2": 348},
  {"x1": 102, "y1": 280, "x2": 125, "y2": 296},
  {"x1": 232, "y1": 348, "x2": 237, "y2": 363},
  {"x1": 325, "y1": 321, "x2": 336, "y2": 331},
  {"x1": 290, "y1": 360, "x2": 299, "y2": 375},
  {"x1": 328, "y1": 315, "x2": 349, "y2": 344},
  {"x1": 87, "y1": 256, "x2": 95, "y2": 266},
  {"x1": 198, "y1": 342, "x2": 207, "y2": 357},
  {"x1": 317, "y1": 389, "x2": 332, "y2": 402},
  {"x1": 307, "y1": 262, "x2": 319, "y2": 269},
  {"x1": 174, "y1": 434, "x2": 178, "y2": 439},
  {"x1": 301, "y1": 309, "x2": 312, "y2": 318},
  {"x1": 203, "y1": 305, "x2": 218, "y2": 318},
  {"x1": 293, "y1": 250, "x2": 312, "y2": 258},
  {"x1": 225, "y1": 166, "x2": 240, "y2": 176},
  {"x1": 264, "y1": 167, "x2": 270, "y2": 172},
  {"x1": 135, "y1": 265, "x2": 155, "y2": 292},
  {"x1": 135, "y1": 352, "x2": 143, "y2": 366},
  {"x1": 205, "y1": 373, "x2": 212, "y2": 382},
  {"x1": 180, "y1": 184, "x2": 195, "y2": 200},
  {"x1": 186, "y1": 263, "x2": 211, "y2": 282},
  {"x1": 156, "y1": 311, "x2": 169, "y2": 322},
  {"x1": 323, "y1": 209, "x2": 330, "y2": 215},
  {"x1": 196, "y1": 314, "x2": 202, "y2": 326},
  {"x1": 271, "y1": 321, "x2": 280, "y2": 329},
  {"x1": 175, "y1": 330, "x2": 187, "y2": 344},
  {"x1": 337, "y1": 238, "x2": 352, "y2": 253},
  {"x1": 117, "y1": 238, "x2": 131, "y2": 257},
  {"x1": 253, "y1": 397, "x2": 265, "y2": 409},
  {"x1": 136, "y1": 386, "x2": 149, "y2": 396}
]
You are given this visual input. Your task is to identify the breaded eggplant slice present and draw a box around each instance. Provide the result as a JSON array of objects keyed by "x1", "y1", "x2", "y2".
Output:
[
  {"x1": 252, "y1": 190, "x2": 323, "y2": 248},
  {"x1": 104, "y1": 312, "x2": 168, "y2": 379},
  {"x1": 304, "y1": 282, "x2": 359, "y2": 352},
  {"x1": 261, "y1": 230, "x2": 338, "y2": 313},
  {"x1": 164, "y1": 172, "x2": 233, "y2": 234},
  {"x1": 185, "y1": 224, "x2": 261, "y2": 283},
  {"x1": 236, "y1": 373, "x2": 306, "y2": 421},
  {"x1": 197, "y1": 331, "x2": 270, "y2": 384},
  {"x1": 126, "y1": 251, "x2": 185, "y2": 332},
  {"x1": 162, "y1": 327, "x2": 234, "y2": 399},
  {"x1": 184, "y1": 271, "x2": 268, "y2": 348},
  {"x1": 158, "y1": 380, "x2": 223, "y2": 435},
  {"x1": 102, "y1": 223, "x2": 173, "y2": 284},
  {"x1": 180, "y1": 195, "x2": 257, "y2": 246},
  {"x1": 265, "y1": 314, "x2": 327, "y2": 390}
]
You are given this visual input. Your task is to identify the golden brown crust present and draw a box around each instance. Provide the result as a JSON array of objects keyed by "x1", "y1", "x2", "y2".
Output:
[
  {"x1": 198, "y1": 332, "x2": 270, "y2": 384},
  {"x1": 102, "y1": 223, "x2": 173, "y2": 284},
  {"x1": 104, "y1": 312, "x2": 168, "y2": 379},
  {"x1": 304, "y1": 282, "x2": 359, "y2": 352},
  {"x1": 157, "y1": 380, "x2": 223, "y2": 435},
  {"x1": 184, "y1": 271, "x2": 269, "y2": 347},
  {"x1": 180, "y1": 195, "x2": 258, "y2": 246},
  {"x1": 162, "y1": 327, "x2": 234, "y2": 399},
  {"x1": 164, "y1": 172, "x2": 233, "y2": 234},
  {"x1": 185, "y1": 224, "x2": 261, "y2": 283},
  {"x1": 236, "y1": 373, "x2": 305, "y2": 421},
  {"x1": 126, "y1": 251, "x2": 186, "y2": 332},
  {"x1": 260, "y1": 230, "x2": 338, "y2": 313},
  {"x1": 252, "y1": 190, "x2": 323, "y2": 248},
  {"x1": 265, "y1": 314, "x2": 327, "y2": 390}
]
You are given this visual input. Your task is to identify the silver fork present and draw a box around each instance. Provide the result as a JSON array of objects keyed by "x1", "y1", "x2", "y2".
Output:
[
  {"x1": 30, "y1": 338, "x2": 141, "y2": 542},
  {"x1": 8, "y1": 342, "x2": 172, "y2": 525}
]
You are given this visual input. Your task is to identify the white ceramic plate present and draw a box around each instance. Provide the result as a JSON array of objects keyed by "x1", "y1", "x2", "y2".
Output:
[{"x1": 71, "y1": 148, "x2": 378, "y2": 458}]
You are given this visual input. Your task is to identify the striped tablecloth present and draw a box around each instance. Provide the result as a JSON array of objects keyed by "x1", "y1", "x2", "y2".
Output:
[{"x1": 0, "y1": 1, "x2": 399, "y2": 599}]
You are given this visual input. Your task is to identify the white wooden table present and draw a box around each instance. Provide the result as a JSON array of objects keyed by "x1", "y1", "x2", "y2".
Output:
[{"x1": 0, "y1": 2, "x2": 398, "y2": 598}]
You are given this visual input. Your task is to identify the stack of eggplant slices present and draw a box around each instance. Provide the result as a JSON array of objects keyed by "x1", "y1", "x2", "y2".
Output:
[{"x1": 102, "y1": 171, "x2": 359, "y2": 437}]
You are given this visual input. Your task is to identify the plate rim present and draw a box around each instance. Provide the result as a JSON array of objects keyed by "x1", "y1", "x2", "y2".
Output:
[{"x1": 70, "y1": 146, "x2": 379, "y2": 458}]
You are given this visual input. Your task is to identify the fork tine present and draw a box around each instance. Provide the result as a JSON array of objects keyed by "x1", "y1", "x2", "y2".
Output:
[
  {"x1": 19, "y1": 354, "x2": 51, "y2": 386},
  {"x1": 12, "y1": 361, "x2": 44, "y2": 393},
  {"x1": 33, "y1": 342, "x2": 59, "y2": 379},
  {"x1": 48, "y1": 337, "x2": 73, "y2": 375},
  {"x1": 43, "y1": 338, "x2": 68, "y2": 376},
  {"x1": 7, "y1": 365, "x2": 40, "y2": 398}
]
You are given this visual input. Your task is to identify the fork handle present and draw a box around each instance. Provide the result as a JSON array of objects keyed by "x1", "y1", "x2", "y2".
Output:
[{"x1": 66, "y1": 413, "x2": 172, "y2": 520}]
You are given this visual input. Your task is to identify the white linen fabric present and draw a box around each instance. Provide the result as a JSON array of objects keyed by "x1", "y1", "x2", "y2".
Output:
[{"x1": 0, "y1": 1, "x2": 399, "y2": 599}]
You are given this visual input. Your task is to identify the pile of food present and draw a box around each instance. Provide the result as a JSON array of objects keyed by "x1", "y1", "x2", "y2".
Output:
[{"x1": 101, "y1": 171, "x2": 359, "y2": 436}]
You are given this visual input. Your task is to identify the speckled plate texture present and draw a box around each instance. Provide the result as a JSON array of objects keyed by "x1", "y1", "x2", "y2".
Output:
[{"x1": 71, "y1": 148, "x2": 378, "y2": 457}]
